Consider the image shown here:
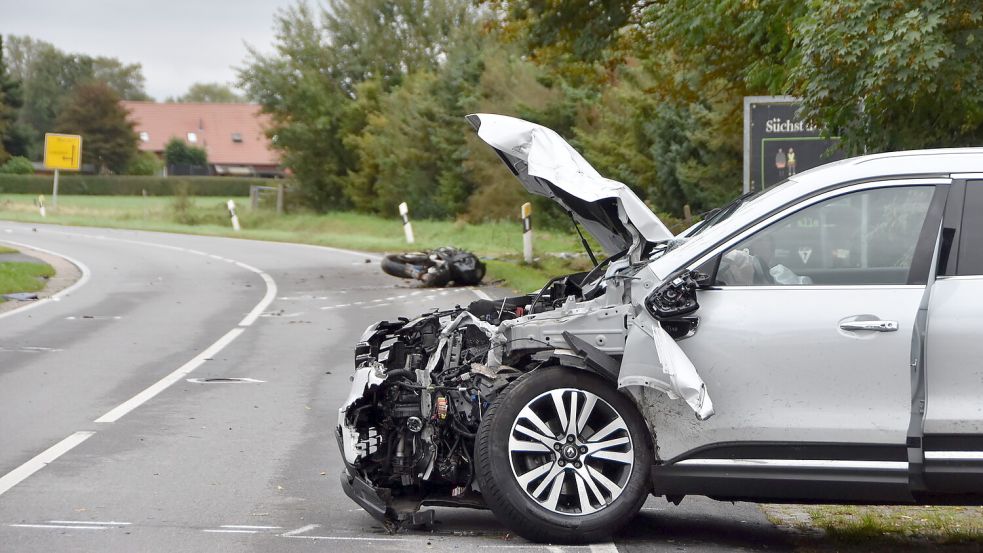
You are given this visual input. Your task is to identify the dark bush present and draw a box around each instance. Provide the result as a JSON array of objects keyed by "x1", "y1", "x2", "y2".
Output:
[{"x1": 0, "y1": 174, "x2": 278, "y2": 196}]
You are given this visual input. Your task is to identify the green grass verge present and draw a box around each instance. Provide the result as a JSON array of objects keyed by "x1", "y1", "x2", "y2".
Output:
[
  {"x1": 0, "y1": 245, "x2": 17, "y2": 254},
  {"x1": 808, "y1": 505, "x2": 983, "y2": 545},
  {"x1": 0, "y1": 193, "x2": 594, "y2": 291},
  {"x1": 0, "y1": 261, "x2": 55, "y2": 300}
]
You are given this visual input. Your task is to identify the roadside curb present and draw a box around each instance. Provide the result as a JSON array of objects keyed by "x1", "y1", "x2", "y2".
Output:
[{"x1": 0, "y1": 239, "x2": 89, "y2": 320}]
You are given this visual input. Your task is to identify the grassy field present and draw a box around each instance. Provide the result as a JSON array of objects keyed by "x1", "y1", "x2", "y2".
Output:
[
  {"x1": 0, "y1": 193, "x2": 592, "y2": 291},
  {"x1": 0, "y1": 258, "x2": 55, "y2": 301}
]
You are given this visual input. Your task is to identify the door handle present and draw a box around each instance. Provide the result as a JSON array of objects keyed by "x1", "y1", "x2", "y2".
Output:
[{"x1": 839, "y1": 320, "x2": 898, "y2": 332}]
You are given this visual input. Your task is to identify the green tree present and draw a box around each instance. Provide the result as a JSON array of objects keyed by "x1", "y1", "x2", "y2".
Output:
[
  {"x1": 0, "y1": 155, "x2": 33, "y2": 174},
  {"x1": 790, "y1": 0, "x2": 983, "y2": 153},
  {"x1": 239, "y1": 0, "x2": 476, "y2": 211},
  {"x1": 344, "y1": 39, "x2": 482, "y2": 218},
  {"x1": 55, "y1": 81, "x2": 139, "y2": 173},
  {"x1": 174, "y1": 82, "x2": 242, "y2": 103},
  {"x1": 238, "y1": 2, "x2": 358, "y2": 210},
  {"x1": 0, "y1": 35, "x2": 21, "y2": 162},
  {"x1": 4, "y1": 35, "x2": 150, "y2": 159},
  {"x1": 163, "y1": 138, "x2": 207, "y2": 166},
  {"x1": 126, "y1": 151, "x2": 162, "y2": 175},
  {"x1": 91, "y1": 57, "x2": 150, "y2": 101},
  {"x1": 323, "y1": 0, "x2": 476, "y2": 93}
]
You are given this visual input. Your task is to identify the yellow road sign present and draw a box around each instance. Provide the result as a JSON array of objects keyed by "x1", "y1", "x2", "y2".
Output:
[{"x1": 43, "y1": 133, "x2": 82, "y2": 171}]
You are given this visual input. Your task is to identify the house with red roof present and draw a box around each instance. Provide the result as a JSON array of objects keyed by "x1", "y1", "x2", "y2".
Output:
[{"x1": 122, "y1": 101, "x2": 282, "y2": 177}]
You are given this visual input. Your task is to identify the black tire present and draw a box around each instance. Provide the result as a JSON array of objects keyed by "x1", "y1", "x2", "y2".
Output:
[
  {"x1": 380, "y1": 253, "x2": 432, "y2": 279},
  {"x1": 475, "y1": 367, "x2": 652, "y2": 543}
]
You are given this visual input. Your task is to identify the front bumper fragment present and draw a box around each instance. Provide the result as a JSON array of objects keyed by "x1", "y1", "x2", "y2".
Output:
[{"x1": 336, "y1": 427, "x2": 436, "y2": 528}]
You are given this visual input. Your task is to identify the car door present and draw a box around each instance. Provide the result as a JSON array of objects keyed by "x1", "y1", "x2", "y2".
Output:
[
  {"x1": 647, "y1": 180, "x2": 948, "y2": 501},
  {"x1": 922, "y1": 177, "x2": 983, "y2": 495}
]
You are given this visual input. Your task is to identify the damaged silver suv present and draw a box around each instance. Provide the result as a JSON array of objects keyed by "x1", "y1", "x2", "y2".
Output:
[{"x1": 338, "y1": 114, "x2": 983, "y2": 543}]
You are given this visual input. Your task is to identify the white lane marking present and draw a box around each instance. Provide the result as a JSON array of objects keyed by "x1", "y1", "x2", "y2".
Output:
[
  {"x1": 235, "y1": 262, "x2": 278, "y2": 327},
  {"x1": 0, "y1": 431, "x2": 96, "y2": 496},
  {"x1": 0, "y1": 239, "x2": 92, "y2": 321},
  {"x1": 65, "y1": 315, "x2": 122, "y2": 320},
  {"x1": 590, "y1": 543, "x2": 620, "y2": 553},
  {"x1": 279, "y1": 523, "x2": 409, "y2": 542},
  {"x1": 94, "y1": 328, "x2": 244, "y2": 423},
  {"x1": 21, "y1": 224, "x2": 382, "y2": 262},
  {"x1": 49, "y1": 520, "x2": 131, "y2": 525},
  {"x1": 471, "y1": 288, "x2": 493, "y2": 301},
  {"x1": 9, "y1": 524, "x2": 107, "y2": 530},
  {"x1": 0, "y1": 229, "x2": 279, "y2": 494},
  {"x1": 221, "y1": 525, "x2": 281, "y2": 529},
  {"x1": 364, "y1": 302, "x2": 391, "y2": 308},
  {"x1": 284, "y1": 535, "x2": 410, "y2": 541},
  {"x1": 281, "y1": 524, "x2": 319, "y2": 537},
  {"x1": 204, "y1": 529, "x2": 257, "y2": 534},
  {"x1": 0, "y1": 346, "x2": 63, "y2": 353}
]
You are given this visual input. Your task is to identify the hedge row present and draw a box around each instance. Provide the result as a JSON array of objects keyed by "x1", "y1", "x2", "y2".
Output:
[{"x1": 0, "y1": 175, "x2": 279, "y2": 196}]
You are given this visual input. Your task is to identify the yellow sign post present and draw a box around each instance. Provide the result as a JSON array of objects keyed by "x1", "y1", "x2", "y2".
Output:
[{"x1": 43, "y1": 133, "x2": 82, "y2": 209}]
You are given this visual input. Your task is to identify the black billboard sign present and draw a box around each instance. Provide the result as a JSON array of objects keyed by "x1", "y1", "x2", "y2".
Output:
[{"x1": 743, "y1": 96, "x2": 845, "y2": 193}]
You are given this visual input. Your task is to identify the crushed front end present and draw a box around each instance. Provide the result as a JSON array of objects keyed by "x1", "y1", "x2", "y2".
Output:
[{"x1": 337, "y1": 307, "x2": 519, "y2": 527}]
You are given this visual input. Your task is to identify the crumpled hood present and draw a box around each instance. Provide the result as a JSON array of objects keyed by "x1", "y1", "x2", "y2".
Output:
[{"x1": 467, "y1": 113, "x2": 673, "y2": 255}]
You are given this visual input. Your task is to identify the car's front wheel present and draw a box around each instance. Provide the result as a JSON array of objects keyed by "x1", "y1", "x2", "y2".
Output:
[{"x1": 475, "y1": 367, "x2": 652, "y2": 543}]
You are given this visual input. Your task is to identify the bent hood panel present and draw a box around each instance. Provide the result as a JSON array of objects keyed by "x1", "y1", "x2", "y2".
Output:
[{"x1": 468, "y1": 113, "x2": 673, "y2": 254}]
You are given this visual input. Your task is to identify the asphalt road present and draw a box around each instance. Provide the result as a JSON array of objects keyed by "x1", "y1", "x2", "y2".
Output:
[{"x1": 0, "y1": 222, "x2": 790, "y2": 553}]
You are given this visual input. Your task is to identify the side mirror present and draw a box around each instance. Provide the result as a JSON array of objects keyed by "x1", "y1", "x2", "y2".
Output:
[{"x1": 645, "y1": 269, "x2": 702, "y2": 319}]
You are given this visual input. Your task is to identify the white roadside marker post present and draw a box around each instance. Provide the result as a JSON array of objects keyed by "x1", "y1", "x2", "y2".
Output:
[
  {"x1": 227, "y1": 200, "x2": 241, "y2": 232},
  {"x1": 399, "y1": 202, "x2": 414, "y2": 244},
  {"x1": 52, "y1": 169, "x2": 59, "y2": 209},
  {"x1": 38, "y1": 195, "x2": 46, "y2": 218},
  {"x1": 521, "y1": 202, "x2": 533, "y2": 263}
]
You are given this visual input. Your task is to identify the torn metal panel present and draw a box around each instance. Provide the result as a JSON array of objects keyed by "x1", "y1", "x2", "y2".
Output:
[{"x1": 619, "y1": 316, "x2": 715, "y2": 421}]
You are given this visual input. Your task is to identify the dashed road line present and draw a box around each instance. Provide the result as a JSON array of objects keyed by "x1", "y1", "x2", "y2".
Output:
[
  {"x1": 48, "y1": 520, "x2": 131, "y2": 526},
  {"x1": 471, "y1": 287, "x2": 493, "y2": 301},
  {"x1": 281, "y1": 524, "x2": 320, "y2": 537},
  {"x1": 10, "y1": 524, "x2": 108, "y2": 530},
  {"x1": 94, "y1": 327, "x2": 245, "y2": 423},
  {"x1": 0, "y1": 229, "x2": 278, "y2": 497},
  {"x1": 0, "y1": 431, "x2": 95, "y2": 496}
]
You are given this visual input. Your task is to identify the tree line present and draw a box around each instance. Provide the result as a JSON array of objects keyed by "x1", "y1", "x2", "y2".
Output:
[
  {"x1": 0, "y1": 35, "x2": 242, "y2": 174},
  {"x1": 236, "y1": 0, "x2": 982, "y2": 222}
]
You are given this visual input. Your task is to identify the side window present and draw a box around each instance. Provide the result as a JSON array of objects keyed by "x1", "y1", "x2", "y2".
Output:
[
  {"x1": 716, "y1": 186, "x2": 935, "y2": 286},
  {"x1": 957, "y1": 182, "x2": 983, "y2": 275}
]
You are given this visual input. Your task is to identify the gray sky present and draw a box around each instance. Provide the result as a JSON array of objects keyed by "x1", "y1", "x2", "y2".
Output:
[{"x1": 0, "y1": 0, "x2": 300, "y2": 100}]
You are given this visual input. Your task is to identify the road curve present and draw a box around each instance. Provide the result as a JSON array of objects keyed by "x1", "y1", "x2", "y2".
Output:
[{"x1": 0, "y1": 221, "x2": 789, "y2": 553}]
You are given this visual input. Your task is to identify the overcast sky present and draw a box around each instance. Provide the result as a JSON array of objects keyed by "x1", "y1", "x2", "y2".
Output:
[{"x1": 0, "y1": 0, "x2": 299, "y2": 100}]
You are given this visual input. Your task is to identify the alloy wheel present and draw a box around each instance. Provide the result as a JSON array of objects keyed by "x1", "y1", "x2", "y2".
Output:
[{"x1": 507, "y1": 388, "x2": 634, "y2": 515}]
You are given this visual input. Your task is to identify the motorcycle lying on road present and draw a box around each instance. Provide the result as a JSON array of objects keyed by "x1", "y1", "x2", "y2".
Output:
[{"x1": 380, "y1": 247, "x2": 486, "y2": 287}]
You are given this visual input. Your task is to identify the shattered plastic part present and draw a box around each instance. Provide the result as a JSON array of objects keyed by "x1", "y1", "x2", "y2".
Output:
[{"x1": 338, "y1": 364, "x2": 389, "y2": 464}]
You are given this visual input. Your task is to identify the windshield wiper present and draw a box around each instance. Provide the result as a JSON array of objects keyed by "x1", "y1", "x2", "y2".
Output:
[{"x1": 690, "y1": 191, "x2": 759, "y2": 236}]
